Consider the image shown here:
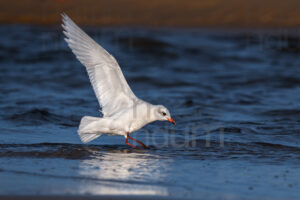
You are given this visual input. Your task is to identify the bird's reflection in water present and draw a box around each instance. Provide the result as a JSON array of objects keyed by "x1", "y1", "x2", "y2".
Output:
[{"x1": 78, "y1": 147, "x2": 170, "y2": 196}]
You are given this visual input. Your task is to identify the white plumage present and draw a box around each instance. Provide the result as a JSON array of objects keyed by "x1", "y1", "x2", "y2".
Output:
[{"x1": 62, "y1": 14, "x2": 175, "y2": 149}]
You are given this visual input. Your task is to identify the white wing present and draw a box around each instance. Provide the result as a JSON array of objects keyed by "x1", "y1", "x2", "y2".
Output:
[{"x1": 62, "y1": 13, "x2": 138, "y2": 117}]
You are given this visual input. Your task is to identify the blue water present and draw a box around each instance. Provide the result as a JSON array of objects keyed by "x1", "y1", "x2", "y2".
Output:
[{"x1": 0, "y1": 25, "x2": 300, "y2": 199}]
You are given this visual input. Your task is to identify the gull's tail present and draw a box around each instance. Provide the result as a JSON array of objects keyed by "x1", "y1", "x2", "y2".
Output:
[{"x1": 78, "y1": 116, "x2": 105, "y2": 143}]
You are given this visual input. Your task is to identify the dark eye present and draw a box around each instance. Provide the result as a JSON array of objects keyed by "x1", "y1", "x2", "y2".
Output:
[{"x1": 162, "y1": 112, "x2": 166, "y2": 116}]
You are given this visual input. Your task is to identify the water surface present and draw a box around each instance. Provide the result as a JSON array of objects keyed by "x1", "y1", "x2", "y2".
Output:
[{"x1": 0, "y1": 25, "x2": 300, "y2": 199}]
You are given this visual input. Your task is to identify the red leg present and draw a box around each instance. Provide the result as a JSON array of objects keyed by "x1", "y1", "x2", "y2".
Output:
[
  {"x1": 126, "y1": 132, "x2": 149, "y2": 149},
  {"x1": 125, "y1": 137, "x2": 140, "y2": 149}
]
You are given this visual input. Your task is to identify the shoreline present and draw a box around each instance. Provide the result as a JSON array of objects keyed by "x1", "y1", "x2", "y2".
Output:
[{"x1": 1, "y1": 0, "x2": 300, "y2": 28}]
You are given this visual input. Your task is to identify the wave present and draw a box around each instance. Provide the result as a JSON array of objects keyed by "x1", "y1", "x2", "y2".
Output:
[{"x1": 4, "y1": 108, "x2": 79, "y2": 127}]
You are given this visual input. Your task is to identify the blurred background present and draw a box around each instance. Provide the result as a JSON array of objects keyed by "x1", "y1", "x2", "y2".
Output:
[
  {"x1": 1, "y1": 0, "x2": 300, "y2": 27},
  {"x1": 0, "y1": 0, "x2": 300, "y2": 200}
]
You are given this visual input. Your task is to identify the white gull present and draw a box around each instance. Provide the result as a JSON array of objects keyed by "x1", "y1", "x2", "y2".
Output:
[{"x1": 62, "y1": 14, "x2": 175, "y2": 149}]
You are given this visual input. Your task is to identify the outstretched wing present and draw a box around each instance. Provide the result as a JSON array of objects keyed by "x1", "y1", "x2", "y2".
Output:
[{"x1": 62, "y1": 13, "x2": 138, "y2": 117}]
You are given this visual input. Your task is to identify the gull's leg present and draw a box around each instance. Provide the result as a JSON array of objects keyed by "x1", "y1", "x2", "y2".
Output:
[
  {"x1": 125, "y1": 134, "x2": 140, "y2": 149},
  {"x1": 126, "y1": 132, "x2": 149, "y2": 149}
]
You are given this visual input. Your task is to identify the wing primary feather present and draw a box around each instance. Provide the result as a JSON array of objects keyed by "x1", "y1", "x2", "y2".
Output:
[{"x1": 62, "y1": 13, "x2": 139, "y2": 117}]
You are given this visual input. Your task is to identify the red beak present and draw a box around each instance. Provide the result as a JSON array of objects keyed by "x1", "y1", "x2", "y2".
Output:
[{"x1": 168, "y1": 118, "x2": 176, "y2": 125}]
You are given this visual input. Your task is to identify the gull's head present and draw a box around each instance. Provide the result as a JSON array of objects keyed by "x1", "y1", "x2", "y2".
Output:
[{"x1": 154, "y1": 105, "x2": 176, "y2": 125}]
